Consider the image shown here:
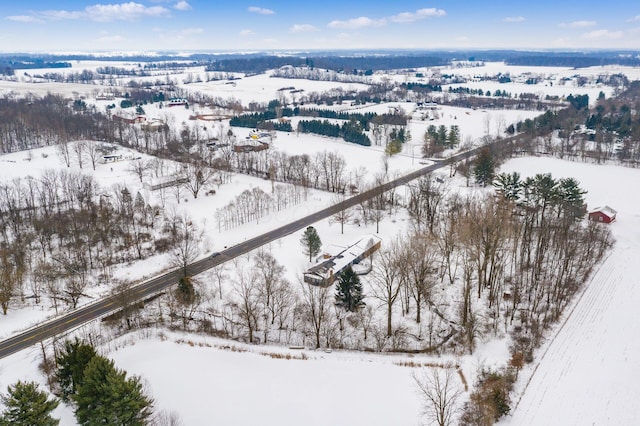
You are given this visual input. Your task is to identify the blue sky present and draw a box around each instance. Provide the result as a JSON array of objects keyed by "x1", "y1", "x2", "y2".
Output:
[{"x1": 1, "y1": 1, "x2": 639, "y2": 53}]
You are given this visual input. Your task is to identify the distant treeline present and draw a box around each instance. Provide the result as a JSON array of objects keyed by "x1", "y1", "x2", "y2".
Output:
[
  {"x1": 2, "y1": 50, "x2": 640, "y2": 76},
  {"x1": 0, "y1": 58, "x2": 71, "y2": 75}
]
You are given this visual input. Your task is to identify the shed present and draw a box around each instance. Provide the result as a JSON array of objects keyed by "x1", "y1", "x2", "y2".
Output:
[{"x1": 588, "y1": 206, "x2": 617, "y2": 223}]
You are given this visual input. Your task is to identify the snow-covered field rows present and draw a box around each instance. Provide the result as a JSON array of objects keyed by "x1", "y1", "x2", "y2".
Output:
[{"x1": 498, "y1": 157, "x2": 640, "y2": 425}]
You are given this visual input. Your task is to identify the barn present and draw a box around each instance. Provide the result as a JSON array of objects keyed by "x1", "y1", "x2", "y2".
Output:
[{"x1": 588, "y1": 206, "x2": 617, "y2": 224}]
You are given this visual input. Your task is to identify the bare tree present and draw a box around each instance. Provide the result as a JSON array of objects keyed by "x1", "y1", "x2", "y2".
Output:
[
  {"x1": 330, "y1": 194, "x2": 352, "y2": 234},
  {"x1": 57, "y1": 141, "x2": 72, "y2": 167},
  {"x1": 233, "y1": 267, "x2": 261, "y2": 343},
  {"x1": 412, "y1": 368, "x2": 463, "y2": 426},
  {"x1": 170, "y1": 214, "x2": 203, "y2": 277},
  {"x1": 85, "y1": 140, "x2": 101, "y2": 171},
  {"x1": 151, "y1": 410, "x2": 184, "y2": 426},
  {"x1": 371, "y1": 241, "x2": 403, "y2": 337},
  {"x1": 184, "y1": 162, "x2": 216, "y2": 199},
  {"x1": 298, "y1": 280, "x2": 330, "y2": 349},
  {"x1": 128, "y1": 159, "x2": 150, "y2": 183},
  {"x1": 73, "y1": 140, "x2": 86, "y2": 169}
]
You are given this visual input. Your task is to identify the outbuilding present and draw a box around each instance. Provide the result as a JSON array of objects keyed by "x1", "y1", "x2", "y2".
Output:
[{"x1": 588, "y1": 206, "x2": 617, "y2": 223}]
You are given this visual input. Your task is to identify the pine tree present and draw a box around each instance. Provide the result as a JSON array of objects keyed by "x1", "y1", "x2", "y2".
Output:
[
  {"x1": 55, "y1": 338, "x2": 97, "y2": 402},
  {"x1": 473, "y1": 147, "x2": 495, "y2": 187},
  {"x1": 73, "y1": 355, "x2": 153, "y2": 426},
  {"x1": 0, "y1": 381, "x2": 59, "y2": 426},
  {"x1": 557, "y1": 177, "x2": 587, "y2": 219},
  {"x1": 300, "y1": 226, "x2": 322, "y2": 262},
  {"x1": 335, "y1": 265, "x2": 365, "y2": 312}
]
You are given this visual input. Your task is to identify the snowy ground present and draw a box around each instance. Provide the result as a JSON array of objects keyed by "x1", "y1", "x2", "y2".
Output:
[
  {"x1": 1, "y1": 60, "x2": 639, "y2": 424},
  {"x1": 498, "y1": 157, "x2": 640, "y2": 426}
]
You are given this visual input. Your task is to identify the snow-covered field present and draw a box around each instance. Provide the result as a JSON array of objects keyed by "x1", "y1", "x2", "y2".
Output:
[
  {"x1": 498, "y1": 157, "x2": 640, "y2": 426},
  {"x1": 0, "y1": 59, "x2": 639, "y2": 424}
]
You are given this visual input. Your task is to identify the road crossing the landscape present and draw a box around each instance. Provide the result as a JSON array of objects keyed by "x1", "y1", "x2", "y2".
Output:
[{"x1": 0, "y1": 139, "x2": 511, "y2": 359}]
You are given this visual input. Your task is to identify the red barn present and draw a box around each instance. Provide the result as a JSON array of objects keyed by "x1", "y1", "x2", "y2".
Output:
[{"x1": 588, "y1": 206, "x2": 617, "y2": 223}]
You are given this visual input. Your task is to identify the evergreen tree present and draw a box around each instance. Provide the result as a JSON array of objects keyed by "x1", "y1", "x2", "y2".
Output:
[
  {"x1": 0, "y1": 381, "x2": 59, "y2": 426},
  {"x1": 334, "y1": 265, "x2": 365, "y2": 312},
  {"x1": 55, "y1": 338, "x2": 97, "y2": 402},
  {"x1": 73, "y1": 355, "x2": 153, "y2": 426},
  {"x1": 473, "y1": 147, "x2": 495, "y2": 187},
  {"x1": 448, "y1": 125, "x2": 460, "y2": 147},
  {"x1": 300, "y1": 226, "x2": 322, "y2": 262},
  {"x1": 177, "y1": 275, "x2": 196, "y2": 305},
  {"x1": 493, "y1": 171, "x2": 522, "y2": 202},
  {"x1": 557, "y1": 177, "x2": 587, "y2": 219}
]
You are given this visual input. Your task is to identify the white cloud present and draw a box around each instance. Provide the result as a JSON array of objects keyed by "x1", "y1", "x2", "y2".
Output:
[
  {"x1": 560, "y1": 20, "x2": 597, "y2": 28},
  {"x1": 33, "y1": 3, "x2": 171, "y2": 22},
  {"x1": 240, "y1": 29, "x2": 255, "y2": 36},
  {"x1": 390, "y1": 8, "x2": 446, "y2": 23},
  {"x1": 290, "y1": 24, "x2": 318, "y2": 33},
  {"x1": 173, "y1": 1, "x2": 191, "y2": 11},
  {"x1": 503, "y1": 16, "x2": 525, "y2": 23},
  {"x1": 582, "y1": 29, "x2": 623, "y2": 40},
  {"x1": 5, "y1": 15, "x2": 44, "y2": 23},
  {"x1": 328, "y1": 16, "x2": 386, "y2": 30},
  {"x1": 248, "y1": 6, "x2": 275, "y2": 15},
  {"x1": 330, "y1": 8, "x2": 445, "y2": 29},
  {"x1": 628, "y1": 15, "x2": 640, "y2": 22},
  {"x1": 39, "y1": 10, "x2": 84, "y2": 20},
  {"x1": 84, "y1": 3, "x2": 170, "y2": 21}
]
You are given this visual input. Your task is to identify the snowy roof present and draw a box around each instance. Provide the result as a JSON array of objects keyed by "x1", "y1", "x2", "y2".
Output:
[
  {"x1": 304, "y1": 234, "x2": 382, "y2": 282},
  {"x1": 589, "y1": 205, "x2": 617, "y2": 217}
]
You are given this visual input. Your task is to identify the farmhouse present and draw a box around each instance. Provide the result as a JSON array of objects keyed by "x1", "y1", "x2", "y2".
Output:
[
  {"x1": 303, "y1": 234, "x2": 382, "y2": 287},
  {"x1": 588, "y1": 206, "x2": 617, "y2": 223}
]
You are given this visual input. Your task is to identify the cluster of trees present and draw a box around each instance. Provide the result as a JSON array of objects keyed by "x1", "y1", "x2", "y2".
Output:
[
  {"x1": 422, "y1": 124, "x2": 461, "y2": 156},
  {"x1": 214, "y1": 184, "x2": 305, "y2": 231},
  {"x1": 220, "y1": 148, "x2": 353, "y2": 194},
  {"x1": 511, "y1": 82, "x2": 640, "y2": 165},
  {"x1": 447, "y1": 87, "x2": 513, "y2": 98},
  {"x1": 0, "y1": 168, "x2": 198, "y2": 315},
  {"x1": 270, "y1": 66, "x2": 373, "y2": 84},
  {"x1": 0, "y1": 339, "x2": 156, "y2": 425},
  {"x1": 55, "y1": 339, "x2": 153, "y2": 425},
  {"x1": 297, "y1": 119, "x2": 371, "y2": 146}
]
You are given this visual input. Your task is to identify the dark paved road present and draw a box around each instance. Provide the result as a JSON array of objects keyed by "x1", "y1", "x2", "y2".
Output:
[{"x1": 0, "y1": 140, "x2": 506, "y2": 359}]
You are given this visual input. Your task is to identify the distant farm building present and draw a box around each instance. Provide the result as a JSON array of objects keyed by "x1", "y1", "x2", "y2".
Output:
[
  {"x1": 112, "y1": 114, "x2": 146, "y2": 124},
  {"x1": 99, "y1": 152, "x2": 136, "y2": 164},
  {"x1": 167, "y1": 98, "x2": 188, "y2": 107},
  {"x1": 303, "y1": 234, "x2": 382, "y2": 287},
  {"x1": 96, "y1": 92, "x2": 115, "y2": 101},
  {"x1": 143, "y1": 175, "x2": 189, "y2": 191},
  {"x1": 588, "y1": 206, "x2": 617, "y2": 224},
  {"x1": 233, "y1": 129, "x2": 272, "y2": 153}
]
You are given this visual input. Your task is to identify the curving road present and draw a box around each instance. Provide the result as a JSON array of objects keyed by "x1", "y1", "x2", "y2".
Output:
[{"x1": 0, "y1": 140, "x2": 504, "y2": 360}]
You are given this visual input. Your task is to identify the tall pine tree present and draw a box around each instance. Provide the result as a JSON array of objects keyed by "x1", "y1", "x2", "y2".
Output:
[
  {"x1": 0, "y1": 381, "x2": 59, "y2": 426},
  {"x1": 473, "y1": 147, "x2": 495, "y2": 187},
  {"x1": 335, "y1": 265, "x2": 365, "y2": 312},
  {"x1": 300, "y1": 226, "x2": 322, "y2": 262}
]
